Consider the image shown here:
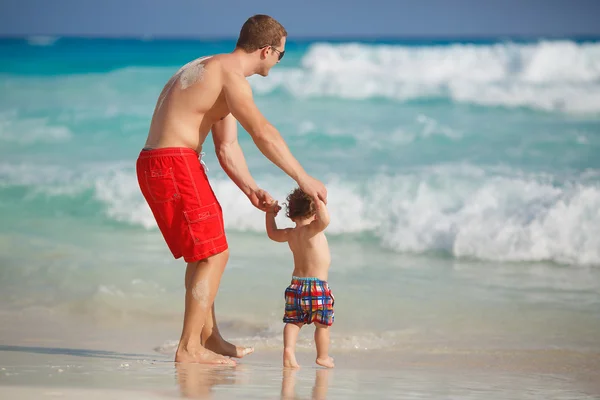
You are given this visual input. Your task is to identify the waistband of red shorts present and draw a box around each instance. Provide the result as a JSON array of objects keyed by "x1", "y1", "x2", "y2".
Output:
[{"x1": 137, "y1": 147, "x2": 199, "y2": 159}]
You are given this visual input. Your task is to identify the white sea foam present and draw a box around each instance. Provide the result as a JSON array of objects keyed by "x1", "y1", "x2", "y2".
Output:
[
  {"x1": 1, "y1": 161, "x2": 599, "y2": 266},
  {"x1": 3, "y1": 41, "x2": 598, "y2": 117},
  {"x1": 0, "y1": 111, "x2": 72, "y2": 144},
  {"x1": 249, "y1": 40, "x2": 600, "y2": 113}
]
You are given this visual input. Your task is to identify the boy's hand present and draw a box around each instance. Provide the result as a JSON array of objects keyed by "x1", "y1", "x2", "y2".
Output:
[{"x1": 266, "y1": 200, "x2": 281, "y2": 216}]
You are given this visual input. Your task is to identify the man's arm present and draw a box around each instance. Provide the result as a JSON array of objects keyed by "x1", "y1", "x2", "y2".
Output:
[
  {"x1": 223, "y1": 71, "x2": 328, "y2": 207},
  {"x1": 212, "y1": 114, "x2": 272, "y2": 210},
  {"x1": 265, "y1": 201, "x2": 291, "y2": 242},
  {"x1": 212, "y1": 113, "x2": 257, "y2": 196},
  {"x1": 223, "y1": 72, "x2": 307, "y2": 182}
]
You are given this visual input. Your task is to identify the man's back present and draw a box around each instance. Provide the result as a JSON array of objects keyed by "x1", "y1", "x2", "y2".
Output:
[{"x1": 145, "y1": 55, "x2": 235, "y2": 152}]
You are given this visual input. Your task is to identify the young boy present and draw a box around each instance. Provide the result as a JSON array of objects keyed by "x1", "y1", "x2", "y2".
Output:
[{"x1": 265, "y1": 188, "x2": 335, "y2": 369}]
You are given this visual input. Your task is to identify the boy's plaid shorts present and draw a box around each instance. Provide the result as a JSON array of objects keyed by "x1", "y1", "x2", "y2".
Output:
[{"x1": 283, "y1": 276, "x2": 335, "y2": 326}]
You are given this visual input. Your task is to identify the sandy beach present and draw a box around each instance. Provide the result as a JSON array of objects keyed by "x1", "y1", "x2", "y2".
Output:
[{"x1": 1, "y1": 308, "x2": 599, "y2": 399}]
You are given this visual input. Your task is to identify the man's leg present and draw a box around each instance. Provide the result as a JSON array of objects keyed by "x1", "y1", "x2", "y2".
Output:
[
  {"x1": 185, "y1": 251, "x2": 253, "y2": 358},
  {"x1": 202, "y1": 300, "x2": 255, "y2": 358},
  {"x1": 175, "y1": 249, "x2": 235, "y2": 364}
]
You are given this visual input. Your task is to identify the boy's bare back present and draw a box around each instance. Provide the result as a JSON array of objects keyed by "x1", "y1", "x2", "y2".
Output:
[
  {"x1": 287, "y1": 222, "x2": 331, "y2": 281},
  {"x1": 265, "y1": 195, "x2": 331, "y2": 281}
]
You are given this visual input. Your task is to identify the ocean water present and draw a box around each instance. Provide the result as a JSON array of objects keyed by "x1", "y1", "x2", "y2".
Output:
[{"x1": 0, "y1": 37, "x2": 599, "y2": 353}]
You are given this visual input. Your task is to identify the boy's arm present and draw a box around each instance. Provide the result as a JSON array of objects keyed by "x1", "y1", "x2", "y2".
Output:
[
  {"x1": 265, "y1": 202, "x2": 291, "y2": 243},
  {"x1": 307, "y1": 199, "x2": 330, "y2": 234}
]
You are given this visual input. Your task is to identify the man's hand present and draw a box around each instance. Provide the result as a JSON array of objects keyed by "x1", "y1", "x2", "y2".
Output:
[
  {"x1": 248, "y1": 188, "x2": 274, "y2": 212},
  {"x1": 298, "y1": 175, "x2": 328, "y2": 209}
]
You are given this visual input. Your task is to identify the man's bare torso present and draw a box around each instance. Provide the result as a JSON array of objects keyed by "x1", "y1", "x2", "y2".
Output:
[{"x1": 144, "y1": 54, "x2": 237, "y2": 153}]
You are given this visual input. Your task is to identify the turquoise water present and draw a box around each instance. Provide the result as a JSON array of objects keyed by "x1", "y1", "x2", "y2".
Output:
[{"x1": 0, "y1": 37, "x2": 599, "y2": 351}]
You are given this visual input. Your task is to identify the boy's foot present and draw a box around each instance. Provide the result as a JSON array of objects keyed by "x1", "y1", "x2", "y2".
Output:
[
  {"x1": 175, "y1": 346, "x2": 236, "y2": 365},
  {"x1": 316, "y1": 356, "x2": 334, "y2": 368},
  {"x1": 204, "y1": 336, "x2": 254, "y2": 358},
  {"x1": 283, "y1": 348, "x2": 300, "y2": 369}
]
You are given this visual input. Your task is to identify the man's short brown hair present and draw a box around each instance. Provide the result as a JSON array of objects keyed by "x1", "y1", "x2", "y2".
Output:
[
  {"x1": 285, "y1": 188, "x2": 315, "y2": 221},
  {"x1": 236, "y1": 14, "x2": 287, "y2": 53}
]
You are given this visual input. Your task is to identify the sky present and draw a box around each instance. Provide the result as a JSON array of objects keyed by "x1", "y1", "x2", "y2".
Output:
[{"x1": 0, "y1": 0, "x2": 599, "y2": 38}]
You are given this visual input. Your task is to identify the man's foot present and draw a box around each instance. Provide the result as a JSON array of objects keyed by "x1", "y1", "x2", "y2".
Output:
[
  {"x1": 204, "y1": 336, "x2": 254, "y2": 359},
  {"x1": 283, "y1": 348, "x2": 300, "y2": 369},
  {"x1": 175, "y1": 346, "x2": 236, "y2": 365},
  {"x1": 316, "y1": 356, "x2": 334, "y2": 368}
]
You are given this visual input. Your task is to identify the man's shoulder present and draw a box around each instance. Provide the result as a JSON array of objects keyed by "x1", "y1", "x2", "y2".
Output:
[
  {"x1": 177, "y1": 54, "x2": 228, "y2": 73},
  {"x1": 186, "y1": 55, "x2": 240, "y2": 86},
  {"x1": 196, "y1": 55, "x2": 223, "y2": 72},
  {"x1": 221, "y1": 69, "x2": 250, "y2": 92},
  {"x1": 206, "y1": 55, "x2": 244, "y2": 77},
  {"x1": 201, "y1": 54, "x2": 233, "y2": 69}
]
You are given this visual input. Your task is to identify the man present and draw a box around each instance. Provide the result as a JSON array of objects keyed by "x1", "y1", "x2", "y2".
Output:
[{"x1": 136, "y1": 14, "x2": 328, "y2": 365}]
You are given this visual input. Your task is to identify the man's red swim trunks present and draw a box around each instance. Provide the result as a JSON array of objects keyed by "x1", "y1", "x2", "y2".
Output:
[{"x1": 136, "y1": 147, "x2": 228, "y2": 262}]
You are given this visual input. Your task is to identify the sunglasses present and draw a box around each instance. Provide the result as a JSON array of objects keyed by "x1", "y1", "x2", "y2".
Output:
[{"x1": 261, "y1": 45, "x2": 285, "y2": 61}]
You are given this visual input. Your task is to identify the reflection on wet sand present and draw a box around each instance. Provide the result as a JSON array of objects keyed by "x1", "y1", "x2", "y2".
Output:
[
  {"x1": 174, "y1": 361, "x2": 332, "y2": 400},
  {"x1": 281, "y1": 368, "x2": 330, "y2": 400},
  {"x1": 175, "y1": 363, "x2": 242, "y2": 399}
]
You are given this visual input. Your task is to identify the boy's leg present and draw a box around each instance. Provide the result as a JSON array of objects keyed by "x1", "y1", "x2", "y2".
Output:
[
  {"x1": 314, "y1": 323, "x2": 334, "y2": 368},
  {"x1": 175, "y1": 250, "x2": 235, "y2": 365},
  {"x1": 283, "y1": 322, "x2": 303, "y2": 368}
]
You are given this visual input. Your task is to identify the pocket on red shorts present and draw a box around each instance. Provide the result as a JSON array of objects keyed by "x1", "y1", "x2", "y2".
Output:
[
  {"x1": 144, "y1": 167, "x2": 179, "y2": 203},
  {"x1": 183, "y1": 203, "x2": 224, "y2": 245}
]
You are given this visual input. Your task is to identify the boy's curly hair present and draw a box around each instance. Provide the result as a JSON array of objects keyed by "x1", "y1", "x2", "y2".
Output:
[{"x1": 285, "y1": 187, "x2": 315, "y2": 220}]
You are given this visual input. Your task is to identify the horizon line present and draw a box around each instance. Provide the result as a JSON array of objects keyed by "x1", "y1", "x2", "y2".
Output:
[{"x1": 2, "y1": 32, "x2": 600, "y2": 41}]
